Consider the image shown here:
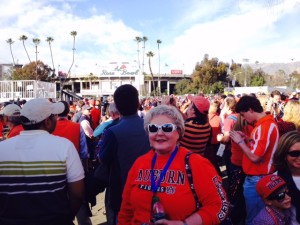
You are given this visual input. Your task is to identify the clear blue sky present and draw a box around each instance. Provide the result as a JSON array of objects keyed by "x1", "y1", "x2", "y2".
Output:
[{"x1": 1, "y1": 0, "x2": 300, "y2": 75}]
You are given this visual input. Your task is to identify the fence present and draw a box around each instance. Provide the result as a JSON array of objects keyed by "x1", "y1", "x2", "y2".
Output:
[{"x1": 0, "y1": 80, "x2": 56, "y2": 102}]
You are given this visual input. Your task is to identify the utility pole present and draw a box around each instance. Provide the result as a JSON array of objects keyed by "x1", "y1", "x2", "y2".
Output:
[{"x1": 243, "y1": 58, "x2": 249, "y2": 87}]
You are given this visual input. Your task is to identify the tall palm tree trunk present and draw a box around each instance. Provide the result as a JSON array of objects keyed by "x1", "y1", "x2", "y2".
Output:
[
  {"x1": 6, "y1": 39, "x2": 16, "y2": 66},
  {"x1": 24, "y1": 42, "x2": 31, "y2": 63},
  {"x1": 68, "y1": 31, "x2": 77, "y2": 77},
  {"x1": 19, "y1": 35, "x2": 31, "y2": 63},
  {"x1": 149, "y1": 57, "x2": 156, "y2": 96}
]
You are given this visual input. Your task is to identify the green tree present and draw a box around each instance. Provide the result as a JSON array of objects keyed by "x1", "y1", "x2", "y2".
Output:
[
  {"x1": 146, "y1": 51, "x2": 155, "y2": 96},
  {"x1": 249, "y1": 68, "x2": 265, "y2": 86},
  {"x1": 191, "y1": 54, "x2": 229, "y2": 94},
  {"x1": 174, "y1": 79, "x2": 195, "y2": 95},
  {"x1": 84, "y1": 72, "x2": 97, "y2": 86},
  {"x1": 68, "y1": 31, "x2": 77, "y2": 77},
  {"x1": 261, "y1": 69, "x2": 284, "y2": 87},
  {"x1": 46, "y1": 37, "x2": 55, "y2": 76},
  {"x1": 11, "y1": 61, "x2": 52, "y2": 81},
  {"x1": 19, "y1": 35, "x2": 31, "y2": 63},
  {"x1": 6, "y1": 38, "x2": 16, "y2": 66},
  {"x1": 289, "y1": 71, "x2": 300, "y2": 89}
]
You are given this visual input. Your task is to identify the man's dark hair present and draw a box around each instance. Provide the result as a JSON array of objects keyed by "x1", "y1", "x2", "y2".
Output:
[
  {"x1": 20, "y1": 116, "x2": 44, "y2": 130},
  {"x1": 271, "y1": 90, "x2": 281, "y2": 98},
  {"x1": 191, "y1": 104, "x2": 208, "y2": 124},
  {"x1": 220, "y1": 94, "x2": 227, "y2": 99},
  {"x1": 114, "y1": 84, "x2": 139, "y2": 116},
  {"x1": 235, "y1": 95, "x2": 263, "y2": 113},
  {"x1": 58, "y1": 101, "x2": 70, "y2": 117}
]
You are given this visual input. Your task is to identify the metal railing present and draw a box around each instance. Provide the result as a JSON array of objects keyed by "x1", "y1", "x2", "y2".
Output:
[{"x1": 0, "y1": 80, "x2": 56, "y2": 102}]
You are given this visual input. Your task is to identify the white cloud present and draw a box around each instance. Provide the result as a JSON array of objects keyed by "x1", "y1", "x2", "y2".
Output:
[
  {"x1": 1, "y1": 0, "x2": 300, "y2": 77},
  {"x1": 161, "y1": 0, "x2": 300, "y2": 74}
]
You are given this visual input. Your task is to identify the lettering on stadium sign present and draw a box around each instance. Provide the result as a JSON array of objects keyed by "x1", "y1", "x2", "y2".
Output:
[
  {"x1": 100, "y1": 62, "x2": 139, "y2": 76},
  {"x1": 171, "y1": 70, "x2": 183, "y2": 75}
]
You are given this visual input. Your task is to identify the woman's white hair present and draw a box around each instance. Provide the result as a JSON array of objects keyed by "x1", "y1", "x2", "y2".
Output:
[{"x1": 144, "y1": 105, "x2": 185, "y2": 140}]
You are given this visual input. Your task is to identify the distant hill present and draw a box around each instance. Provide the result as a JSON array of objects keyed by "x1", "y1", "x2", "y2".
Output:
[{"x1": 249, "y1": 61, "x2": 300, "y2": 75}]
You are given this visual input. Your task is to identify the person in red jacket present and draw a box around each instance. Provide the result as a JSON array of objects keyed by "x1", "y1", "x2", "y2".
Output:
[
  {"x1": 0, "y1": 103, "x2": 23, "y2": 139},
  {"x1": 118, "y1": 105, "x2": 229, "y2": 225}
]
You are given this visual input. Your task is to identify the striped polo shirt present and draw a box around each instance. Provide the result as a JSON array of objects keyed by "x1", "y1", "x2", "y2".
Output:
[{"x1": 0, "y1": 130, "x2": 84, "y2": 225}]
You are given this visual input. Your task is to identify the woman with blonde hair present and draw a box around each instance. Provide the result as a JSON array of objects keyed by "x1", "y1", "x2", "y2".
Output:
[{"x1": 277, "y1": 100, "x2": 300, "y2": 136}]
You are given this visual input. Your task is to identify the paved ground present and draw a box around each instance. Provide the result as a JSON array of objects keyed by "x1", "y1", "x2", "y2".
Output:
[{"x1": 74, "y1": 192, "x2": 107, "y2": 225}]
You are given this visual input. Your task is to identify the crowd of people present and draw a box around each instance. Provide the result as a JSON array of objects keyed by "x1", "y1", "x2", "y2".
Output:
[{"x1": 0, "y1": 86, "x2": 299, "y2": 225}]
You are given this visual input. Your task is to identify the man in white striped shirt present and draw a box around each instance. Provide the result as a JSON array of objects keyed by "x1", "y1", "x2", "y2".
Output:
[{"x1": 0, "y1": 98, "x2": 85, "y2": 225}]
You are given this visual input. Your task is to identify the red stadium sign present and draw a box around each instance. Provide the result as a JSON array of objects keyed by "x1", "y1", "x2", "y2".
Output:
[{"x1": 171, "y1": 70, "x2": 183, "y2": 74}]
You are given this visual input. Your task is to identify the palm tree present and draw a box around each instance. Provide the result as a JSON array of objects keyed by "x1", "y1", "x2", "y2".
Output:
[
  {"x1": 146, "y1": 51, "x2": 155, "y2": 96},
  {"x1": 46, "y1": 37, "x2": 55, "y2": 76},
  {"x1": 32, "y1": 38, "x2": 41, "y2": 80},
  {"x1": 19, "y1": 35, "x2": 31, "y2": 63},
  {"x1": 157, "y1": 39, "x2": 162, "y2": 95},
  {"x1": 142, "y1": 36, "x2": 148, "y2": 74},
  {"x1": 134, "y1": 37, "x2": 142, "y2": 70},
  {"x1": 6, "y1": 38, "x2": 16, "y2": 66},
  {"x1": 68, "y1": 31, "x2": 77, "y2": 77}
]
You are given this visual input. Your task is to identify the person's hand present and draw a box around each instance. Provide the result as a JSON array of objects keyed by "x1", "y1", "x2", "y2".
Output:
[
  {"x1": 230, "y1": 130, "x2": 244, "y2": 143},
  {"x1": 217, "y1": 133, "x2": 224, "y2": 142}
]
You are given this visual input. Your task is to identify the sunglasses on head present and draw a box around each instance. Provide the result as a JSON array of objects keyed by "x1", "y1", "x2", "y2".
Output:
[
  {"x1": 267, "y1": 190, "x2": 290, "y2": 202},
  {"x1": 287, "y1": 150, "x2": 300, "y2": 157},
  {"x1": 148, "y1": 123, "x2": 177, "y2": 133}
]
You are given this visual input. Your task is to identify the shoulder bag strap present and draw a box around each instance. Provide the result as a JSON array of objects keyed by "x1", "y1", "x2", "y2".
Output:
[{"x1": 185, "y1": 152, "x2": 201, "y2": 211}]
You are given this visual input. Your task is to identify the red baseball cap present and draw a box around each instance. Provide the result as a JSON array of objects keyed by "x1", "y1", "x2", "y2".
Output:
[
  {"x1": 256, "y1": 174, "x2": 286, "y2": 199},
  {"x1": 187, "y1": 95, "x2": 210, "y2": 114}
]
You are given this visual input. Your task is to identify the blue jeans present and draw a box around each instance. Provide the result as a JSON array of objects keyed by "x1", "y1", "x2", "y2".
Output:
[{"x1": 243, "y1": 175, "x2": 265, "y2": 225}]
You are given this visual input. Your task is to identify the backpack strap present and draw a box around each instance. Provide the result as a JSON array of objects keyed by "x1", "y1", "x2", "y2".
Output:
[{"x1": 185, "y1": 152, "x2": 201, "y2": 211}]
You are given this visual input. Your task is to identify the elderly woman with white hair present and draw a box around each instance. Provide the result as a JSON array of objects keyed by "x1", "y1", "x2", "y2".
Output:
[{"x1": 118, "y1": 105, "x2": 229, "y2": 225}]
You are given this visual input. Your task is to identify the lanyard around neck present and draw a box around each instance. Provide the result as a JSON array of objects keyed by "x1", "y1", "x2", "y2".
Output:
[{"x1": 151, "y1": 146, "x2": 178, "y2": 195}]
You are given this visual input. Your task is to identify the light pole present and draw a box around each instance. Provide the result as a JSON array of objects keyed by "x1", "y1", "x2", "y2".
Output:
[{"x1": 243, "y1": 58, "x2": 249, "y2": 87}]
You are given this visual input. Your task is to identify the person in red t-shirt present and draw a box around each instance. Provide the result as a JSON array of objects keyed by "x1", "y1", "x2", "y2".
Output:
[
  {"x1": 0, "y1": 104, "x2": 23, "y2": 139},
  {"x1": 90, "y1": 99, "x2": 101, "y2": 130},
  {"x1": 206, "y1": 100, "x2": 222, "y2": 175},
  {"x1": 230, "y1": 95, "x2": 279, "y2": 225}
]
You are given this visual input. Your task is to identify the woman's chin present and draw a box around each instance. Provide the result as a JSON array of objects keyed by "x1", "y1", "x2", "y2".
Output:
[{"x1": 154, "y1": 147, "x2": 174, "y2": 155}]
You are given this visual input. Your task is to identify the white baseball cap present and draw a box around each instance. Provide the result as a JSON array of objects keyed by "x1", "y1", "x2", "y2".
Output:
[
  {"x1": 21, "y1": 98, "x2": 64, "y2": 124},
  {"x1": 0, "y1": 104, "x2": 21, "y2": 116}
]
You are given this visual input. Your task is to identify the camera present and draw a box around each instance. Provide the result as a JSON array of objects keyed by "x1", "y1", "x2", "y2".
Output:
[{"x1": 101, "y1": 100, "x2": 109, "y2": 116}]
